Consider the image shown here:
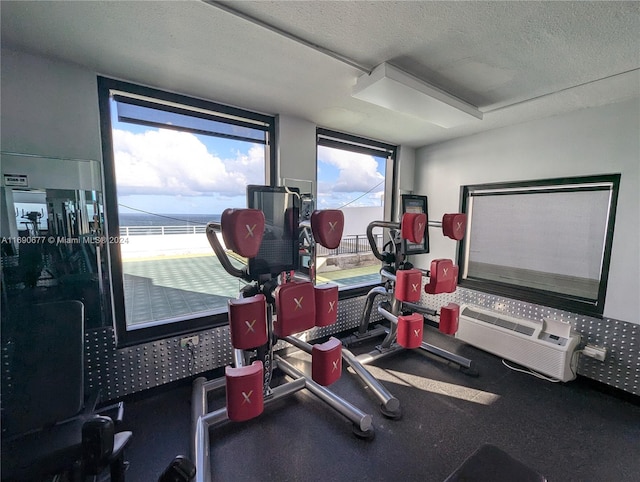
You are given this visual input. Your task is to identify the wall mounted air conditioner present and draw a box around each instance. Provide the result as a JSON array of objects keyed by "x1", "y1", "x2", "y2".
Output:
[{"x1": 456, "y1": 305, "x2": 581, "y2": 382}]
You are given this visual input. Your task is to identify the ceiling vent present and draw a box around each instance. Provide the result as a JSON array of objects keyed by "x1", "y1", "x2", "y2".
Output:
[{"x1": 352, "y1": 63, "x2": 483, "y2": 128}]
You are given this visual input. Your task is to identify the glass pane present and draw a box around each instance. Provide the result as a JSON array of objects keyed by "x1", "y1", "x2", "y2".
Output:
[
  {"x1": 1, "y1": 155, "x2": 110, "y2": 332},
  {"x1": 316, "y1": 145, "x2": 385, "y2": 288},
  {"x1": 111, "y1": 101, "x2": 266, "y2": 328},
  {"x1": 467, "y1": 188, "x2": 612, "y2": 300}
]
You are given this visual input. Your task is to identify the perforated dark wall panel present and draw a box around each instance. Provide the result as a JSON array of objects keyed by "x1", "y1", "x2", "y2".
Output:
[
  {"x1": 83, "y1": 289, "x2": 638, "y2": 402},
  {"x1": 419, "y1": 287, "x2": 638, "y2": 396}
]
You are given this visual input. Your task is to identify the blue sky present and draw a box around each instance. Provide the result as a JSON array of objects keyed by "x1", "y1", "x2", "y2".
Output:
[{"x1": 113, "y1": 112, "x2": 386, "y2": 216}]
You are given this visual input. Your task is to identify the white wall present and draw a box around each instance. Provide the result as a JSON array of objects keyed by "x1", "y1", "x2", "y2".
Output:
[
  {"x1": 1, "y1": 48, "x2": 104, "y2": 238},
  {"x1": 341, "y1": 206, "x2": 384, "y2": 236},
  {"x1": 1, "y1": 47, "x2": 102, "y2": 161},
  {"x1": 415, "y1": 100, "x2": 639, "y2": 324}
]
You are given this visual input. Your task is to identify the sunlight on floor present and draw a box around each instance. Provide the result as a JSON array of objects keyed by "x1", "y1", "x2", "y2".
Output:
[{"x1": 363, "y1": 365, "x2": 501, "y2": 406}]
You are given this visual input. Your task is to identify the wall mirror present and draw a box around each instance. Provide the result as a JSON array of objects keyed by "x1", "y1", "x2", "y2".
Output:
[{"x1": 1, "y1": 155, "x2": 111, "y2": 334}]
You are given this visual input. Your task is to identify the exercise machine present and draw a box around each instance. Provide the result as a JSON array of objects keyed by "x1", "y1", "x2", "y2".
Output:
[
  {"x1": 1, "y1": 300, "x2": 132, "y2": 482},
  {"x1": 191, "y1": 186, "x2": 373, "y2": 482},
  {"x1": 340, "y1": 194, "x2": 476, "y2": 418}
]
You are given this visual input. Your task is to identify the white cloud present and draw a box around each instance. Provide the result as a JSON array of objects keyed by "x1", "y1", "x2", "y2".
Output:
[
  {"x1": 317, "y1": 145, "x2": 384, "y2": 193},
  {"x1": 113, "y1": 128, "x2": 264, "y2": 196}
]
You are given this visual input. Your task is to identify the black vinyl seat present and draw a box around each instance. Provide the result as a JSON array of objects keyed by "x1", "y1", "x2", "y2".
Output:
[{"x1": 1, "y1": 300, "x2": 131, "y2": 481}]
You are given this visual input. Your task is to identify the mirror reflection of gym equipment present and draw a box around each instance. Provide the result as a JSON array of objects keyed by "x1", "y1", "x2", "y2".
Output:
[
  {"x1": 1, "y1": 157, "x2": 195, "y2": 481},
  {"x1": 0, "y1": 157, "x2": 132, "y2": 481},
  {"x1": 2, "y1": 185, "x2": 109, "y2": 329}
]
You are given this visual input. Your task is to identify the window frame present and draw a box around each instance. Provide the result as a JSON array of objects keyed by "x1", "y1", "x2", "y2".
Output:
[
  {"x1": 97, "y1": 76, "x2": 276, "y2": 347},
  {"x1": 457, "y1": 174, "x2": 620, "y2": 318},
  {"x1": 316, "y1": 128, "x2": 398, "y2": 299}
]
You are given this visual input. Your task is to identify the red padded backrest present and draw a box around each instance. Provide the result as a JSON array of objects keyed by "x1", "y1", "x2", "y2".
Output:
[
  {"x1": 442, "y1": 213, "x2": 467, "y2": 241},
  {"x1": 311, "y1": 210, "x2": 344, "y2": 249},
  {"x1": 274, "y1": 282, "x2": 316, "y2": 337},
  {"x1": 424, "y1": 259, "x2": 459, "y2": 294},
  {"x1": 228, "y1": 294, "x2": 268, "y2": 349},
  {"x1": 220, "y1": 208, "x2": 265, "y2": 258},
  {"x1": 401, "y1": 212, "x2": 427, "y2": 244}
]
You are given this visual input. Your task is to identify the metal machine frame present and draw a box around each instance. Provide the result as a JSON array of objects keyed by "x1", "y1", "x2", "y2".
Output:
[
  {"x1": 340, "y1": 197, "x2": 476, "y2": 418},
  {"x1": 191, "y1": 186, "x2": 373, "y2": 482}
]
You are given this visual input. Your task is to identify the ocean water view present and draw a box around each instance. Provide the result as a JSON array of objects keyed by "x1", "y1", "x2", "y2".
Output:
[{"x1": 119, "y1": 213, "x2": 221, "y2": 227}]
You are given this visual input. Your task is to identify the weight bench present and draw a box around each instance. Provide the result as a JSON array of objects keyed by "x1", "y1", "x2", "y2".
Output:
[
  {"x1": 340, "y1": 198, "x2": 476, "y2": 417},
  {"x1": 191, "y1": 186, "x2": 373, "y2": 482}
]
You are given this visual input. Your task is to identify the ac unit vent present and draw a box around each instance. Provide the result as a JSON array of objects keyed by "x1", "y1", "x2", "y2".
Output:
[
  {"x1": 457, "y1": 305, "x2": 580, "y2": 382},
  {"x1": 460, "y1": 307, "x2": 536, "y2": 337}
]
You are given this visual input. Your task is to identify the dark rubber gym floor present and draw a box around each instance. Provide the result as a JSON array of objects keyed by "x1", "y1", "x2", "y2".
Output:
[{"x1": 119, "y1": 326, "x2": 640, "y2": 482}]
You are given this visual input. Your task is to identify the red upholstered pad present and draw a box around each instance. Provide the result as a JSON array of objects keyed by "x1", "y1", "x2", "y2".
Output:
[
  {"x1": 442, "y1": 213, "x2": 467, "y2": 241},
  {"x1": 311, "y1": 210, "x2": 344, "y2": 249},
  {"x1": 314, "y1": 283, "x2": 339, "y2": 327},
  {"x1": 274, "y1": 282, "x2": 316, "y2": 338},
  {"x1": 228, "y1": 294, "x2": 268, "y2": 349},
  {"x1": 220, "y1": 208, "x2": 265, "y2": 258},
  {"x1": 424, "y1": 259, "x2": 459, "y2": 294},
  {"x1": 225, "y1": 361, "x2": 264, "y2": 422},
  {"x1": 401, "y1": 212, "x2": 427, "y2": 243},
  {"x1": 397, "y1": 313, "x2": 424, "y2": 349},
  {"x1": 311, "y1": 337, "x2": 342, "y2": 386},
  {"x1": 395, "y1": 269, "x2": 423, "y2": 303},
  {"x1": 439, "y1": 303, "x2": 460, "y2": 335}
]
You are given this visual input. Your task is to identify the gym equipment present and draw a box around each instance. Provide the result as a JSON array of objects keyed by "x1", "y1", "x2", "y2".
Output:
[
  {"x1": 1, "y1": 300, "x2": 132, "y2": 481},
  {"x1": 340, "y1": 194, "x2": 476, "y2": 418},
  {"x1": 191, "y1": 186, "x2": 373, "y2": 482}
]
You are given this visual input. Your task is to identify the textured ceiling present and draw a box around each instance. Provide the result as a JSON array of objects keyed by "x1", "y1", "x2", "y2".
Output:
[{"x1": 1, "y1": 1, "x2": 639, "y2": 147}]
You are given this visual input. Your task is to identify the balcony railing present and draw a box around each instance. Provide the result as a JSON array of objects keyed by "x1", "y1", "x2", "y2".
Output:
[
  {"x1": 316, "y1": 234, "x2": 383, "y2": 256},
  {"x1": 120, "y1": 225, "x2": 208, "y2": 236},
  {"x1": 119, "y1": 225, "x2": 382, "y2": 256}
]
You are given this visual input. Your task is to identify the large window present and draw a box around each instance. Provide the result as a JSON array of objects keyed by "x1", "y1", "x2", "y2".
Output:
[
  {"x1": 315, "y1": 129, "x2": 396, "y2": 291},
  {"x1": 458, "y1": 174, "x2": 620, "y2": 317},
  {"x1": 98, "y1": 77, "x2": 275, "y2": 346}
]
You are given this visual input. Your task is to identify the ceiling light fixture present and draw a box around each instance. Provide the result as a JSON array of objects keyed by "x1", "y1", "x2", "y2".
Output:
[{"x1": 352, "y1": 63, "x2": 483, "y2": 128}]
